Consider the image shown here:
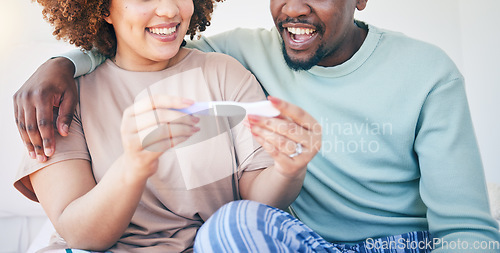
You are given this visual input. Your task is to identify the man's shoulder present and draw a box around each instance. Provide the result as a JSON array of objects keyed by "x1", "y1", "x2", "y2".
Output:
[
  {"x1": 373, "y1": 24, "x2": 451, "y2": 60},
  {"x1": 226, "y1": 27, "x2": 281, "y2": 50},
  {"x1": 369, "y1": 24, "x2": 460, "y2": 76},
  {"x1": 189, "y1": 27, "x2": 280, "y2": 53}
]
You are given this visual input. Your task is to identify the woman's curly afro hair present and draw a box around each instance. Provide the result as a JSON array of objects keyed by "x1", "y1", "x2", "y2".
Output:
[{"x1": 36, "y1": 0, "x2": 224, "y2": 57}]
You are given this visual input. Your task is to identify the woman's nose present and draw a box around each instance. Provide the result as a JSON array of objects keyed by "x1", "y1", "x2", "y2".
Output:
[{"x1": 155, "y1": 0, "x2": 180, "y2": 18}]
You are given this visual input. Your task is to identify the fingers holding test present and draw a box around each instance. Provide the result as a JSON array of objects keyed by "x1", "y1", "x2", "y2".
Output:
[
  {"x1": 140, "y1": 123, "x2": 199, "y2": 152},
  {"x1": 122, "y1": 106, "x2": 199, "y2": 135},
  {"x1": 247, "y1": 114, "x2": 313, "y2": 149},
  {"x1": 252, "y1": 134, "x2": 302, "y2": 177},
  {"x1": 121, "y1": 104, "x2": 200, "y2": 153},
  {"x1": 250, "y1": 125, "x2": 299, "y2": 156},
  {"x1": 133, "y1": 109, "x2": 199, "y2": 133},
  {"x1": 248, "y1": 97, "x2": 322, "y2": 174},
  {"x1": 132, "y1": 95, "x2": 194, "y2": 116},
  {"x1": 268, "y1": 96, "x2": 322, "y2": 133},
  {"x1": 268, "y1": 96, "x2": 322, "y2": 151}
]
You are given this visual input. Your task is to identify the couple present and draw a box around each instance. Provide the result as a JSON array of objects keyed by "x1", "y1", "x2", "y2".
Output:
[
  {"x1": 13, "y1": 0, "x2": 500, "y2": 252},
  {"x1": 14, "y1": 0, "x2": 320, "y2": 251}
]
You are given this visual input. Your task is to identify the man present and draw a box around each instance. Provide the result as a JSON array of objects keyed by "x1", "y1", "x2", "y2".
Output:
[{"x1": 13, "y1": 0, "x2": 500, "y2": 252}]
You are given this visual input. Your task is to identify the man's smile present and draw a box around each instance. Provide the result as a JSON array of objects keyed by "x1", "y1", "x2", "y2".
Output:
[{"x1": 281, "y1": 22, "x2": 320, "y2": 51}]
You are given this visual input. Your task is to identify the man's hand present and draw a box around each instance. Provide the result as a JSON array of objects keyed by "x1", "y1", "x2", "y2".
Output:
[{"x1": 13, "y1": 57, "x2": 77, "y2": 162}]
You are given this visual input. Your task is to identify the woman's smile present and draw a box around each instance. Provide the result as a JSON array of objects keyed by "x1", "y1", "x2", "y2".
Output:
[{"x1": 146, "y1": 23, "x2": 180, "y2": 43}]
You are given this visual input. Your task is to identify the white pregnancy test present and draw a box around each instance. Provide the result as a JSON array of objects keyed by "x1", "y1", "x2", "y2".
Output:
[{"x1": 174, "y1": 100, "x2": 280, "y2": 117}]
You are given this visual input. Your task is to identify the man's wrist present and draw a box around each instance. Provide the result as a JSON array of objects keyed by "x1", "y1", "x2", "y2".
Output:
[
  {"x1": 49, "y1": 57, "x2": 76, "y2": 77},
  {"x1": 52, "y1": 49, "x2": 93, "y2": 78}
]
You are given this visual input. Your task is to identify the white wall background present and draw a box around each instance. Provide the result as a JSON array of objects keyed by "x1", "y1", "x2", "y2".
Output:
[
  {"x1": 0, "y1": 0, "x2": 498, "y2": 252},
  {"x1": 353, "y1": 0, "x2": 500, "y2": 185}
]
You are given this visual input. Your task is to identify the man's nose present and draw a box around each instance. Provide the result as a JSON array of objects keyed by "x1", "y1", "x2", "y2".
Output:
[{"x1": 281, "y1": 0, "x2": 311, "y2": 18}]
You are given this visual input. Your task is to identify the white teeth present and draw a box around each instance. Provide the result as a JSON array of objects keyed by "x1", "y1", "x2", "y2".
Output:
[
  {"x1": 149, "y1": 27, "x2": 176, "y2": 36},
  {"x1": 287, "y1": 27, "x2": 316, "y2": 35}
]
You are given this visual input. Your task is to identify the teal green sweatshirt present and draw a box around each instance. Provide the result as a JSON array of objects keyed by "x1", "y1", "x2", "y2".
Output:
[{"x1": 69, "y1": 22, "x2": 500, "y2": 252}]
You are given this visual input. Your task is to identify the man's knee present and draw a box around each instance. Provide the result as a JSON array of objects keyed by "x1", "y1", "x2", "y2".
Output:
[
  {"x1": 205, "y1": 200, "x2": 269, "y2": 227},
  {"x1": 195, "y1": 200, "x2": 272, "y2": 252}
]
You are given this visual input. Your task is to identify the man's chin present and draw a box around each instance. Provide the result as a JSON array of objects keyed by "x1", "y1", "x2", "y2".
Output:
[{"x1": 282, "y1": 44, "x2": 322, "y2": 71}]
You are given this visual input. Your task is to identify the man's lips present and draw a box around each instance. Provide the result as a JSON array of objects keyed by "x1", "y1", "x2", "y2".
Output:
[
  {"x1": 282, "y1": 22, "x2": 317, "y2": 30},
  {"x1": 281, "y1": 24, "x2": 319, "y2": 51}
]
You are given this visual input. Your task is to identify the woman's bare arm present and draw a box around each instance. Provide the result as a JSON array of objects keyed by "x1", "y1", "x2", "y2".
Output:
[
  {"x1": 30, "y1": 157, "x2": 148, "y2": 251},
  {"x1": 30, "y1": 95, "x2": 199, "y2": 251}
]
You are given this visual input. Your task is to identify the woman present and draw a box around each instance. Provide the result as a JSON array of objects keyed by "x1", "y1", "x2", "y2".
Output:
[{"x1": 14, "y1": 0, "x2": 322, "y2": 252}]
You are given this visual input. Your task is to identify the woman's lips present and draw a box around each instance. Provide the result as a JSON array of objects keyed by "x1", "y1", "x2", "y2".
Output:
[{"x1": 146, "y1": 24, "x2": 179, "y2": 42}]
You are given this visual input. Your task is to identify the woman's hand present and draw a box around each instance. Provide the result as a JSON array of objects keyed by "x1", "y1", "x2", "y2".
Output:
[
  {"x1": 247, "y1": 96, "x2": 322, "y2": 179},
  {"x1": 239, "y1": 96, "x2": 322, "y2": 209},
  {"x1": 120, "y1": 95, "x2": 200, "y2": 181}
]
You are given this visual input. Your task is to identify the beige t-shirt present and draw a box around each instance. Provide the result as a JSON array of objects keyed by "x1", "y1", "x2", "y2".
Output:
[{"x1": 14, "y1": 49, "x2": 273, "y2": 252}]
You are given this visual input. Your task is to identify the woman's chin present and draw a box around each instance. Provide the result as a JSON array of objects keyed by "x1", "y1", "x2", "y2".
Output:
[{"x1": 153, "y1": 47, "x2": 183, "y2": 59}]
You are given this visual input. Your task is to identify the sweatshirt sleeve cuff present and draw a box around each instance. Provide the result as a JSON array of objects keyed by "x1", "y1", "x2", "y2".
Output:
[{"x1": 52, "y1": 48, "x2": 106, "y2": 78}]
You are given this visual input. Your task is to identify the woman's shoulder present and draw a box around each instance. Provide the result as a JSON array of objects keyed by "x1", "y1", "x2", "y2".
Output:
[
  {"x1": 182, "y1": 48, "x2": 262, "y2": 101},
  {"x1": 76, "y1": 59, "x2": 116, "y2": 84}
]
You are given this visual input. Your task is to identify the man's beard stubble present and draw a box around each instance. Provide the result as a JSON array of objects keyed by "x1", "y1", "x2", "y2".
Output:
[
  {"x1": 277, "y1": 18, "x2": 326, "y2": 71},
  {"x1": 281, "y1": 42, "x2": 326, "y2": 71}
]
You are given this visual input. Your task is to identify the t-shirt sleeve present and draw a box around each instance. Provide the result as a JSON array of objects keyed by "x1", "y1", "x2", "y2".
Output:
[{"x1": 13, "y1": 108, "x2": 90, "y2": 202}]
